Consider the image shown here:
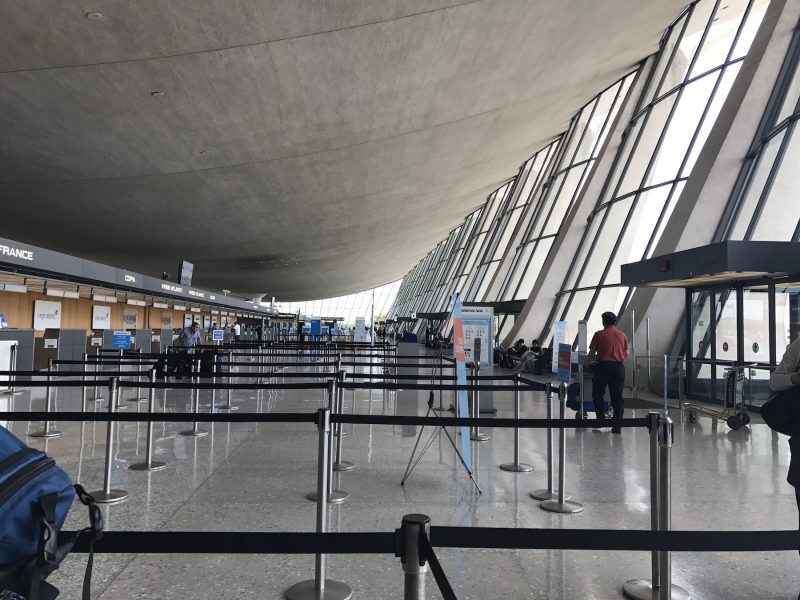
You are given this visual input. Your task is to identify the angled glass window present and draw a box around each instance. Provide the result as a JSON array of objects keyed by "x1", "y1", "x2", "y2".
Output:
[
  {"x1": 543, "y1": 0, "x2": 768, "y2": 342},
  {"x1": 280, "y1": 280, "x2": 401, "y2": 327},
  {"x1": 724, "y1": 26, "x2": 800, "y2": 242},
  {"x1": 497, "y1": 73, "x2": 634, "y2": 308}
]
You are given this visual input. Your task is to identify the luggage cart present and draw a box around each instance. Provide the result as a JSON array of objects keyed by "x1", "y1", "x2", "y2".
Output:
[{"x1": 684, "y1": 363, "x2": 752, "y2": 430}]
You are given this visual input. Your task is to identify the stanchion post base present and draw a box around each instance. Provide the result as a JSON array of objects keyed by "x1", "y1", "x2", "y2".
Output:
[
  {"x1": 285, "y1": 579, "x2": 353, "y2": 600},
  {"x1": 470, "y1": 432, "x2": 491, "y2": 442},
  {"x1": 540, "y1": 499, "x2": 584, "y2": 514},
  {"x1": 129, "y1": 461, "x2": 167, "y2": 472},
  {"x1": 28, "y1": 429, "x2": 62, "y2": 438},
  {"x1": 530, "y1": 489, "x2": 570, "y2": 501},
  {"x1": 333, "y1": 461, "x2": 355, "y2": 472},
  {"x1": 3, "y1": 390, "x2": 22, "y2": 396},
  {"x1": 217, "y1": 405, "x2": 239, "y2": 411},
  {"x1": 179, "y1": 429, "x2": 209, "y2": 437},
  {"x1": 305, "y1": 489, "x2": 349, "y2": 504},
  {"x1": 90, "y1": 489, "x2": 129, "y2": 504},
  {"x1": 623, "y1": 580, "x2": 691, "y2": 600},
  {"x1": 500, "y1": 462, "x2": 533, "y2": 473}
]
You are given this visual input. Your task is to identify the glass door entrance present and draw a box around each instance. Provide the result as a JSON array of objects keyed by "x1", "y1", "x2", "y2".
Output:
[{"x1": 687, "y1": 280, "x2": 800, "y2": 406}]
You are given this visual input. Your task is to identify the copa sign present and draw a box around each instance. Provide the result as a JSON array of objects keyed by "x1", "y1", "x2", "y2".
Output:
[{"x1": 0, "y1": 245, "x2": 33, "y2": 261}]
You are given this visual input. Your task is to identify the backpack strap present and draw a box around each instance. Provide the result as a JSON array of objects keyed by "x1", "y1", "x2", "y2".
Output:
[{"x1": 74, "y1": 484, "x2": 103, "y2": 600}]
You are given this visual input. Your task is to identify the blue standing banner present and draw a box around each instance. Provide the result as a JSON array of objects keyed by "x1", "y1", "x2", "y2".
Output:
[{"x1": 451, "y1": 294, "x2": 472, "y2": 471}]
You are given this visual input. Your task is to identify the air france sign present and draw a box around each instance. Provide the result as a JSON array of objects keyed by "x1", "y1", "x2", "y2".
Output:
[{"x1": 0, "y1": 245, "x2": 33, "y2": 261}]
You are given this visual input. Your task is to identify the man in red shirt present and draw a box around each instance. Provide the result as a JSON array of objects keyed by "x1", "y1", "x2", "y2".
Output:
[{"x1": 585, "y1": 311, "x2": 630, "y2": 433}]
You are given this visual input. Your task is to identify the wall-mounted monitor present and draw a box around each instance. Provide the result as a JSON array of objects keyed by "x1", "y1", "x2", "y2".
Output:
[{"x1": 178, "y1": 260, "x2": 194, "y2": 286}]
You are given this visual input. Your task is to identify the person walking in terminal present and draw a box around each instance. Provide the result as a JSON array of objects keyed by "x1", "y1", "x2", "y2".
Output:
[
  {"x1": 233, "y1": 320, "x2": 242, "y2": 342},
  {"x1": 585, "y1": 312, "x2": 629, "y2": 434},
  {"x1": 767, "y1": 336, "x2": 800, "y2": 536},
  {"x1": 172, "y1": 321, "x2": 202, "y2": 379}
]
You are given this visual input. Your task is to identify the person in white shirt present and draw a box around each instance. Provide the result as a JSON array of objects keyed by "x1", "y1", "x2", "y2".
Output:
[{"x1": 233, "y1": 321, "x2": 242, "y2": 342}]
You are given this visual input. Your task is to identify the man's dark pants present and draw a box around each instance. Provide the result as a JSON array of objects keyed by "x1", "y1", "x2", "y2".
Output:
[{"x1": 592, "y1": 360, "x2": 625, "y2": 422}]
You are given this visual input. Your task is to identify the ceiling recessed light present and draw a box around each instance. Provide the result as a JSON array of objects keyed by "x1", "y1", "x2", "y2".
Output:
[
  {"x1": 150, "y1": 91, "x2": 166, "y2": 97},
  {"x1": 85, "y1": 11, "x2": 104, "y2": 20},
  {"x1": 199, "y1": 149, "x2": 211, "y2": 155}
]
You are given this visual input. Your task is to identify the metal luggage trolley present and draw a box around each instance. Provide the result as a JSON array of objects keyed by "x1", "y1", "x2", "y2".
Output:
[{"x1": 683, "y1": 363, "x2": 752, "y2": 430}]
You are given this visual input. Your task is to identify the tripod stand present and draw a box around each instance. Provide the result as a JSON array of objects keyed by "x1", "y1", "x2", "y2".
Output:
[{"x1": 401, "y1": 391, "x2": 482, "y2": 493}]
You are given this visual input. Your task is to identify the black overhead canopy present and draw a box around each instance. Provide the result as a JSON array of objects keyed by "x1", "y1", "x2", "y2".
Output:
[
  {"x1": 621, "y1": 241, "x2": 800, "y2": 288},
  {"x1": 463, "y1": 300, "x2": 527, "y2": 314}
]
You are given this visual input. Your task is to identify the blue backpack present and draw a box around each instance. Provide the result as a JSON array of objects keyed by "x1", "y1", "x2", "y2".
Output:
[{"x1": 0, "y1": 426, "x2": 102, "y2": 600}]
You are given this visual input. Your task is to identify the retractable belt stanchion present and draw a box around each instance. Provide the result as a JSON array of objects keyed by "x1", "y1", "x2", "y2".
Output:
[
  {"x1": 333, "y1": 370, "x2": 354, "y2": 472},
  {"x1": 286, "y1": 405, "x2": 353, "y2": 600},
  {"x1": 540, "y1": 382, "x2": 583, "y2": 514},
  {"x1": 180, "y1": 358, "x2": 208, "y2": 437},
  {"x1": 3, "y1": 342, "x2": 21, "y2": 396},
  {"x1": 29, "y1": 358, "x2": 61, "y2": 438},
  {"x1": 500, "y1": 373, "x2": 533, "y2": 472},
  {"x1": 657, "y1": 415, "x2": 689, "y2": 600},
  {"x1": 306, "y1": 378, "x2": 349, "y2": 503},
  {"x1": 470, "y1": 363, "x2": 490, "y2": 442},
  {"x1": 81, "y1": 352, "x2": 89, "y2": 407},
  {"x1": 90, "y1": 377, "x2": 129, "y2": 503},
  {"x1": 531, "y1": 383, "x2": 565, "y2": 501},
  {"x1": 624, "y1": 412, "x2": 663, "y2": 599},
  {"x1": 219, "y1": 350, "x2": 236, "y2": 410},
  {"x1": 400, "y1": 514, "x2": 430, "y2": 600},
  {"x1": 93, "y1": 347, "x2": 103, "y2": 401},
  {"x1": 130, "y1": 369, "x2": 167, "y2": 472},
  {"x1": 130, "y1": 348, "x2": 146, "y2": 402}
]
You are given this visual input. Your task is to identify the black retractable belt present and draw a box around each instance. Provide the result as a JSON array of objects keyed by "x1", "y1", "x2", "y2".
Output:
[{"x1": 419, "y1": 533, "x2": 457, "y2": 600}]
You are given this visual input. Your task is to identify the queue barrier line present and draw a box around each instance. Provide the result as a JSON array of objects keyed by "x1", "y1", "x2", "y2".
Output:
[
  {"x1": 0, "y1": 375, "x2": 546, "y2": 392},
  {"x1": 59, "y1": 525, "x2": 800, "y2": 555},
  {"x1": 1, "y1": 411, "x2": 319, "y2": 424},
  {"x1": 0, "y1": 410, "x2": 646, "y2": 430},
  {"x1": 66, "y1": 531, "x2": 398, "y2": 555}
]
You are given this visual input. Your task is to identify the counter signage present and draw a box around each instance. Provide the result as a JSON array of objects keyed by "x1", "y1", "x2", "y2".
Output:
[
  {"x1": 33, "y1": 300, "x2": 61, "y2": 331},
  {"x1": 212, "y1": 329, "x2": 224, "y2": 341},
  {"x1": 0, "y1": 314, "x2": 6, "y2": 329},
  {"x1": 112, "y1": 331, "x2": 131, "y2": 350}
]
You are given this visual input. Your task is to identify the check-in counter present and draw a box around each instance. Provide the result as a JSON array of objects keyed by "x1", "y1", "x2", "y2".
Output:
[
  {"x1": 132, "y1": 329, "x2": 152, "y2": 352},
  {"x1": 0, "y1": 329, "x2": 35, "y2": 382},
  {"x1": 34, "y1": 328, "x2": 87, "y2": 372},
  {"x1": 151, "y1": 329, "x2": 173, "y2": 353}
]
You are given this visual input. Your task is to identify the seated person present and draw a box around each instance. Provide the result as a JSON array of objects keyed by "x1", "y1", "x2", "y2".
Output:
[
  {"x1": 516, "y1": 340, "x2": 543, "y2": 373},
  {"x1": 508, "y1": 339, "x2": 528, "y2": 357}
]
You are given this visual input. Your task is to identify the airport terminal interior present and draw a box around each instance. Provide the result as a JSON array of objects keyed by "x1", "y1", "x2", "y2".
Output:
[{"x1": 2, "y1": 0, "x2": 800, "y2": 598}]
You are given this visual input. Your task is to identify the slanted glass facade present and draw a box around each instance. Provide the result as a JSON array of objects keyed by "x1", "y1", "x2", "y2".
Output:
[
  {"x1": 390, "y1": 0, "x2": 793, "y2": 399},
  {"x1": 278, "y1": 280, "x2": 401, "y2": 327}
]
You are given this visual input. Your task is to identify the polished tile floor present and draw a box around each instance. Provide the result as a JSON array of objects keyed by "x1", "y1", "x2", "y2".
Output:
[{"x1": 1, "y1": 359, "x2": 798, "y2": 599}]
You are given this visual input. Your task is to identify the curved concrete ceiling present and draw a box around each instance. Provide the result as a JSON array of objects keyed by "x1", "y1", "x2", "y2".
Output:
[{"x1": 0, "y1": 0, "x2": 688, "y2": 301}]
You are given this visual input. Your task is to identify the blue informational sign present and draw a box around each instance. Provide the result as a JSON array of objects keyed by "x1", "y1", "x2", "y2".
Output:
[
  {"x1": 112, "y1": 330, "x2": 131, "y2": 350},
  {"x1": 310, "y1": 319, "x2": 321, "y2": 341},
  {"x1": 212, "y1": 329, "x2": 224, "y2": 341},
  {"x1": 558, "y1": 343, "x2": 572, "y2": 382},
  {"x1": 0, "y1": 313, "x2": 7, "y2": 328},
  {"x1": 461, "y1": 307, "x2": 494, "y2": 367},
  {"x1": 451, "y1": 294, "x2": 472, "y2": 471}
]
